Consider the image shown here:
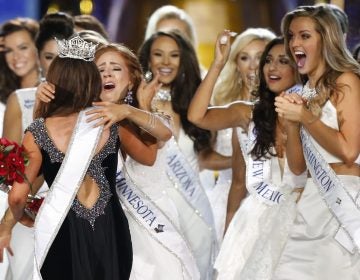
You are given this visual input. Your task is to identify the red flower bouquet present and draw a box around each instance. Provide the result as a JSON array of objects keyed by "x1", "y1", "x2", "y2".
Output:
[
  {"x1": 0, "y1": 138, "x2": 29, "y2": 191},
  {"x1": 0, "y1": 138, "x2": 44, "y2": 220}
]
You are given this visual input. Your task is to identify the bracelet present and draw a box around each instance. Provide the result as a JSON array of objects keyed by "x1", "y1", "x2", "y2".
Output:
[{"x1": 140, "y1": 112, "x2": 156, "y2": 132}]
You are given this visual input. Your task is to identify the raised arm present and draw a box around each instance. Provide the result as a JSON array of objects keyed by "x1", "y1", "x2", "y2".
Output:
[
  {"x1": 188, "y1": 31, "x2": 233, "y2": 129},
  {"x1": 276, "y1": 72, "x2": 360, "y2": 168},
  {"x1": 119, "y1": 124, "x2": 157, "y2": 166},
  {"x1": 302, "y1": 73, "x2": 360, "y2": 165},
  {"x1": 87, "y1": 101, "x2": 172, "y2": 141}
]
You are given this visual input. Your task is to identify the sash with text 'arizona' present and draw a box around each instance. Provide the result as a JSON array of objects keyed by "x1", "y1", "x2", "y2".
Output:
[
  {"x1": 165, "y1": 137, "x2": 215, "y2": 231},
  {"x1": 33, "y1": 109, "x2": 103, "y2": 280}
]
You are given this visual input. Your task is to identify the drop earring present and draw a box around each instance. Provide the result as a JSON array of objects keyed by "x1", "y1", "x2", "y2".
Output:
[
  {"x1": 124, "y1": 89, "x2": 134, "y2": 104},
  {"x1": 237, "y1": 75, "x2": 243, "y2": 85}
]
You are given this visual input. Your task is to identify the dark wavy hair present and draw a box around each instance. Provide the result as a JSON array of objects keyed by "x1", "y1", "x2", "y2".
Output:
[
  {"x1": 251, "y1": 37, "x2": 288, "y2": 159},
  {"x1": 138, "y1": 30, "x2": 211, "y2": 152},
  {"x1": 35, "y1": 12, "x2": 74, "y2": 52}
]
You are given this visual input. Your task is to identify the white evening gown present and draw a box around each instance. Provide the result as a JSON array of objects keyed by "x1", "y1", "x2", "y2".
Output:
[
  {"x1": 0, "y1": 88, "x2": 37, "y2": 280},
  {"x1": 215, "y1": 157, "x2": 306, "y2": 280},
  {"x1": 165, "y1": 128, "x2": 217, "y2": 280},
  {"x1": 124, "y1": 146, "x2": 194, "y2": 280},
  {"x1": 273, "y1": 101, "x2": 360, "y2": 280},
  {"x1": 204, "y1": 128, "x2": 232, "y2": 245}
]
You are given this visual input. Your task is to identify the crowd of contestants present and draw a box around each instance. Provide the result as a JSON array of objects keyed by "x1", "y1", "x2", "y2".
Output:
[{"x1": 0, "y1": 3, "x2": 359, "y2": 280}]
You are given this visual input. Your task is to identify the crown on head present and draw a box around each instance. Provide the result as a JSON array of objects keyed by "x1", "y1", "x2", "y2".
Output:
[{"x1": 55, "y1": 35, "x2": 98, "y2": 62}]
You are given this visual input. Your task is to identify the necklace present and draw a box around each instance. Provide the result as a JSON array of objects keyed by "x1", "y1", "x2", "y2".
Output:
[
  {"x1": 301, "y1": 81, "x2": 317, "y2": 101},
  {"x1": 154, "y1": 88, "x2": 172, "y2": 102}
]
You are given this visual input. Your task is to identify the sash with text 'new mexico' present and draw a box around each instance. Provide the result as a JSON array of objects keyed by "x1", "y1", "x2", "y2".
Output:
[{"x1": 246, "y1": 124, "x2": 286, "y2": 205}]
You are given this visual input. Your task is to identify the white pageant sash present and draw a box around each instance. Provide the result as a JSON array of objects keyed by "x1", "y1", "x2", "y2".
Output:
[
  {"x1": 246, "y1": 124, "x2": 286, "y2": 205},
  {"x1": 235, "y1": 100, "x2": 254, "y2": 163},
  {"x1": 33, "y1": 109, "x2": 103, "y2": 279},
  {"x1": 300, "y1": 128, "x2": 360, "y2": 254},
  {"x1": 116, "y1": 155, "x2": 200, "y2": 279},
  {"x1": 165, "y1": 137, "x2": 215, "y2": 231}
]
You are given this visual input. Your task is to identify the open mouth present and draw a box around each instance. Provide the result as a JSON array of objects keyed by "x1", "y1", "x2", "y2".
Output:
[
  {"x1": 269, "y1": 75, "x2": 281, "y2": 81},
  {"x1": 294, "y1": 51, "x2": 306, "y2": 68},
  {"x1": 159, "y1": 68, "x2": 172, "y2": 76},
  {"x1": 103, "y1": 83, "x2": 115, "y2": 90}
]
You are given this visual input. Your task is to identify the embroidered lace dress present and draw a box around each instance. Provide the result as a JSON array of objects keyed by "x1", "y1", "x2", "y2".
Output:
[{"x1": 26, "y1": 119, "x2": 132, "y2": 280}]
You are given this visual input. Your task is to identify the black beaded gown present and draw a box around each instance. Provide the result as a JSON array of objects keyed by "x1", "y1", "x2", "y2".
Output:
[{"x1": 26, "y1": 119, "x2": 132, "y2": 280}]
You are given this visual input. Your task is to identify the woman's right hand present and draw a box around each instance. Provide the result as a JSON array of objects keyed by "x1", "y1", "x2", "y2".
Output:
[
  {"x1": 213, "y1": 30, "x2": 235, "y2": 69},
  {"x1": 136, "y1": 72, "x2": 162, "y2": 111},
  {"x1": 0, "y1": 225, "x2": 13, "y2": 262},
  {"x1": 36, "y1": 82, "x2": 55, "y2": 103}
]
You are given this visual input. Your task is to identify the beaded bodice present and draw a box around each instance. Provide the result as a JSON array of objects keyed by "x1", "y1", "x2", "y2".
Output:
[{"x1": 26, "y1": 118, "x2": 120, "y2": 229}]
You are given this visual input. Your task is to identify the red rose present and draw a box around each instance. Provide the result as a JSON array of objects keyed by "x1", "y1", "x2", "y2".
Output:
[
  {"x1": 0, "y1": 138, "x2": 29, "y2": 192},
  {"x1": 0, "y1": 161, "x2": 8, "y2": 176},
  {"x1": 15, "y1": 172, "x2": 25, "y2": 183},
  {"x1": 0, "y1": 138, "x2": 11, "y2": 146},
  {"x1": 7, "y1": 171, "x2": 19, "y2": 185}
]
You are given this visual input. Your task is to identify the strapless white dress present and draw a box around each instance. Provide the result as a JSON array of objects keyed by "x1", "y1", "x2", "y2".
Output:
[
  {"x1": 214, "y1": 155, "x2": 305, "y2": 280},
  {"x1": 273, "y1": 101, "x2": 360, "y2": 280}
]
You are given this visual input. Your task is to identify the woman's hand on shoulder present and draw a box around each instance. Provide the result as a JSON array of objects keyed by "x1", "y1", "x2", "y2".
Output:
[
  {"x1": 36, "y1": 81, "x2": 55, "y2": 103},
  {"x1": 86, "y1": 102, "x2": 129, "y2": 129}
]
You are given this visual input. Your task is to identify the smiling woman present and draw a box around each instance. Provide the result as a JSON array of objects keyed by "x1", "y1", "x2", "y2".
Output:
[
  {"x1": 133, "y1": 30, "x2": 225, "y2": 280},
  {"x1": 273, "y1": 5, "x2": 360, "y2": 280}
]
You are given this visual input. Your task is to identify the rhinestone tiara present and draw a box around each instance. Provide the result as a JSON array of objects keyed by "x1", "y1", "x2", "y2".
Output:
[{"x1": 55, "y1": 35, "x2": 98, "y2": 62}]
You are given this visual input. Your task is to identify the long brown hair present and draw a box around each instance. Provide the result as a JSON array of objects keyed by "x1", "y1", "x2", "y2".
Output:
[
  {"x1": 281, "y1": 5, "x2": 360, "y2": 115},
  {"x1": 35, "y1": 56, "x2": 102, "y2": 118}
]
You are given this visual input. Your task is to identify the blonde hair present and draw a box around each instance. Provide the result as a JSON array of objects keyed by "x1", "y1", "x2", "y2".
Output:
[
  {"x1": 281, "y1": 5, "x2": 360, "y2": 115},
  {"x1": 145, "y1": 5, "x2": 197, "y2": 48},
  {"x1": 212, "y1": 28, "x2": 275, "y2": 105}
]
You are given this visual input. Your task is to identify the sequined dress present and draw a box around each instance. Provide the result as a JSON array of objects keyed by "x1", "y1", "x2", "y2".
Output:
[{"x1": 26, "y1": 119, "x2": 132, "y2": 280}]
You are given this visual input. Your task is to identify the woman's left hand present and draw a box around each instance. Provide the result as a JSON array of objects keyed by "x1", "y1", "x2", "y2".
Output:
[
  {"x1": 275, "y1": 94, "x2": 305, "y2": 123},
  {"x1": 136, "y1": 72, "x2": 162, "y2": 111},
  {"x1": 86, "y1": 102, "x2": 129, "y2": 129}
]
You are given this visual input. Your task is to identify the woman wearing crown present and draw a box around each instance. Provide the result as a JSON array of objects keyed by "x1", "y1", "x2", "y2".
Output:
[{"x1": 1, "y1": 35, "x2": 172, "y2": 280}]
